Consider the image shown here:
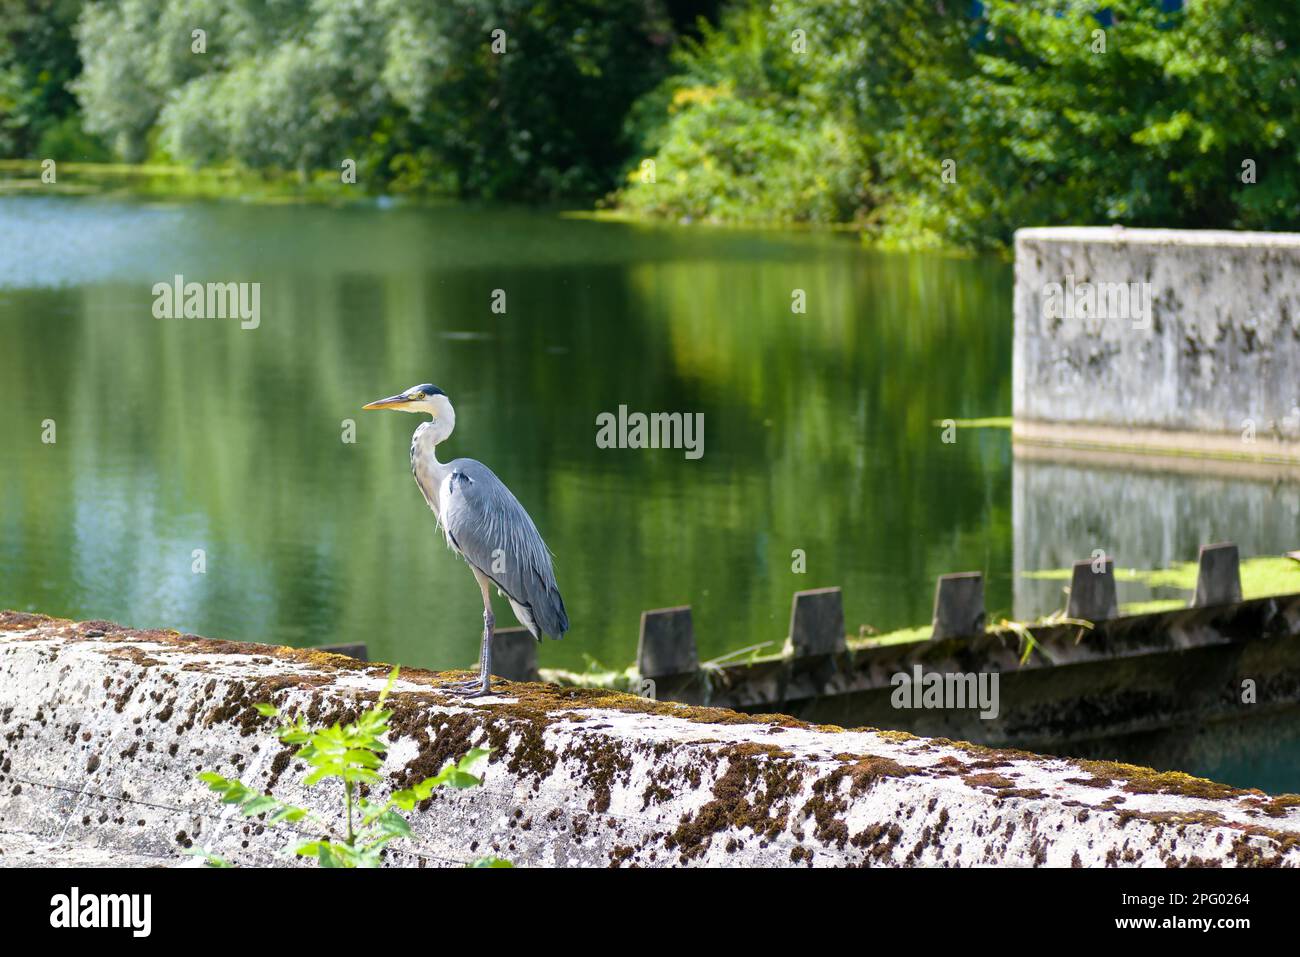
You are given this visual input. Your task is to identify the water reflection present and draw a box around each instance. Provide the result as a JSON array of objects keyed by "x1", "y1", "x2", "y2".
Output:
[
  {"x1": 0, "y1": 197, "x2": 1012, "y2": 671},
  {"x1": 3, "y1": 196, "x2": 1298, "y2": 791},
  {"x1": 1013, "y1": 451, "x2": 1300, "y2": 616}
]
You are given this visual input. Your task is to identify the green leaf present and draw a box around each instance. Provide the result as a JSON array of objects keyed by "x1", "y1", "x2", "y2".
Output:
[
  {"x1": 376, "y1": 666, "x2": 400, "y2": 707},
  {"x1": 267, "y1": 805, "x2": 307, "y2": 824},
  {"x1": 253, "y1": 703, "x2": 280, "y2": 717},
  {"x1": 375, "y1": 810, "x2": 412, "y2": 838},
  {"x1": 469, "y1": 856, "x2": 514, "y2": 868},
  {"x1": 240, "y1": 795, "x2": 280, "y2": 817},
  {"x1": 219, "y1": 781, "x2": 253, "y2": 804},
  {"x1": 183, "y1": 847, "x2": 234, "y2": 868},
  {"x1": 343, "y1": 748, "x2": 383, "y2": 768},
  {"x1": 443, "y1": 770, "x2": 483, "y2": 789},
  {"x1": 302, "y1": 766, "x2": 333, "y2": 787}
]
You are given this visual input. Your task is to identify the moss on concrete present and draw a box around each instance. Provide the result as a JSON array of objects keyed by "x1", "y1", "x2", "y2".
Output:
[{"x1": 6, "y1": 608, "x2": 1300, "y2": 869}]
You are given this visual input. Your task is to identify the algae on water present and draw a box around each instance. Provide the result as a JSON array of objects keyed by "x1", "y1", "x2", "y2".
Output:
[{"x1": 1022, "y1": 555, "x2": 1299, "y2": 600}]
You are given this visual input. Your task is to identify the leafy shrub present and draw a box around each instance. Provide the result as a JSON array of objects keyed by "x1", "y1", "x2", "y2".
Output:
[
  {"x1": 620, "y1": 0, "x2": 1300, "y2": 248},
  {"x1": 191, "y1": 668, "x2": 509, "y2": 868},
  {"x1": 618, "y1": 86, "x2": 868, "y2": 225}
]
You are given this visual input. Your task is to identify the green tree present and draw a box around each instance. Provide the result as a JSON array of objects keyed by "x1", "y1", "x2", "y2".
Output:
[
  {"x1": 619, "y1": 0, "x2": 1300, "y2": 248},
  {"x1": 69, "y1": 0, "x2": 674, "y2": 198},
  {"x1": 0, "y1": 0, "x2": 106, "y2": 159},
  {"x1": 952, "y1": 0, "x2": 1300, "y2": 241},
  {"x1": 616, "y1": 1, "x2": 972, "y2": 230}
]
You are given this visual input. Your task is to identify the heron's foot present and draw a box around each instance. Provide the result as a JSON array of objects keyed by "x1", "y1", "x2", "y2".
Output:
[
  {"x1": 441, "y1": 677, "x2": 482, "y2": 689},
  {"x1": 455, "y1": 683, "x2": 497, "y2": 700}
]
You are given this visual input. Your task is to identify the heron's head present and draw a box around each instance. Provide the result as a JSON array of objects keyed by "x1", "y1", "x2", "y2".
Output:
[{"x1": 362, "y1": 384, "x2": 454, "y2": 424}]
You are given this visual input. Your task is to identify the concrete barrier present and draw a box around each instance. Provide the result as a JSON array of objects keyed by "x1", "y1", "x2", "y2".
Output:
[
  {"x1": 788, "y1": 587, "x2": 846, "y2": 656},
  {"x1": 1013, "y1": 227, "x2": 1300, "y2": 464},
  {"x1": 2, "y1": 611, "x2": 1298, "y2": 867},
  {"x1": 1066, "y1": 558, "x2": 1119, "y2": 622},
  {"x1": 1193, "y1": 543, "x2": 1243, "y2": 608},
  {"x1": 931, "y1": 573, "x2": 986, "y2": 639}
]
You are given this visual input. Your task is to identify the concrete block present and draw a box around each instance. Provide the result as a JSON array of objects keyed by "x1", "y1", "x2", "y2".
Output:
[
  {"x1": 492, "y1": 626, "x2": 539, "y2": 682},
  {"x1": 788, "y1": 587, "x2": 846, "y2": 657},
  {"x1": 1066, "y1": 558, "x2": 1119, "y2": 622},
  {"x1": 1013, "y1": 228, "x2": 1300, "y2": 464},
  {"x1": 931, "y1": 572, "x2": 986, "y2": 639},
  {"x1": 637, "y1": 606, "x2": 697, "y2": 678},
  {"x1": 1192, "y1": 543, "x2": 1243, "y2": 607}
]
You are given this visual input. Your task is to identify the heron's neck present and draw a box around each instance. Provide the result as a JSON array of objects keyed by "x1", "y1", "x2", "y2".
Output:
[{"x1": 415, "y1": 419, "x2": 453, "y2": 470}]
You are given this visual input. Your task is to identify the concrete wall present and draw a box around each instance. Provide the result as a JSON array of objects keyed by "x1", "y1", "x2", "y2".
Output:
[
  {"x1": 2, "y1": 611, "x2": 1299, "y2": 867},
  {"x1": 1014, "y1": 227, "x2": 1300, "y2": 461}
]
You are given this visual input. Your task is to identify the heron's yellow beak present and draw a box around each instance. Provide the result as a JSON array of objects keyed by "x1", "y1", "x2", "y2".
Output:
[{"x1": 362, "y1": 393, "x2": 414, "y2": 410}]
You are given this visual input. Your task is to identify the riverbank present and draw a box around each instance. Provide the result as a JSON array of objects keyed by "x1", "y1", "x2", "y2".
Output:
[
  {"x1": 0, "y1": 160, "x2": 382, "y2": 206},
  {"x1": 0, "y1": 160, "x2": 973, "y2": 252}
]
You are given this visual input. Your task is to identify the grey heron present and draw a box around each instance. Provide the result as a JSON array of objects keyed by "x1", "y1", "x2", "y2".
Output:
[{"x1": 363, "y1": 384, "x2": 569, "y2": 697}]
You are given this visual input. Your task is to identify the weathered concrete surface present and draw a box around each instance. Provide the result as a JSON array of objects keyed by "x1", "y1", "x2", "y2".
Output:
[
  {"x1": 2, "y1": 612, "x2": 1299, "y2": 867},
  {"x1": 1014, "y1": 227, "x2": 1300, "y2": 462}
]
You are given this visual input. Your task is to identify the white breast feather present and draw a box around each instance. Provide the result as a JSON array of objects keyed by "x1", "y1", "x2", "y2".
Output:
[{"x1": 436, "y1": 472, "x2": 461, "y2": 554}]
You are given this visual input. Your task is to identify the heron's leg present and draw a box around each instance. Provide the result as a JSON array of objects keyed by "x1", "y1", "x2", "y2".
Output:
[{"x1": 457, "y1": 569, "x2": 497, "y2": 698}]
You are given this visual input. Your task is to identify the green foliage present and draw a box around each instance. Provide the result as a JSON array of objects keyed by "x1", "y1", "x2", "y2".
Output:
[
  {"x1": 619, "y1": 0, "x2": 1300, "y2": 248},
  {"x1": 194, "y1": 667, "x2": 510, "y2": 868},
  {"x1": 617, "y1": 1, "x2": 970, "y2": 230},
  {"x1": 950, "y1": 0, "x2": 1300, "y2": 243},
  {"x1": 33, "y1": 113, "x2": 110, "y2": 161},
  {"x1": 66, "y1": 0, "x2": 674, "y2": 199},
  {"x1": 617, "y1": 82, "x2": 868, "y2": 225},
  {"x1": 378, "y1": 0, "x2": 675, "y2": 199},
  {"x1": 616, "y1": 5, "x2": 871, "y2": 225},
  {"x1": 14, "y1": 0, "x2": 1300, "y2": 243},
  {"x1": 0, "y1": 0, "x2": 103, "y2": 158}
]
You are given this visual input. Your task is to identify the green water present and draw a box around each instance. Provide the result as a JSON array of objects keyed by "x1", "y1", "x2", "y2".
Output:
[
  {"x1": 0, "y1": 196, "x2": 1013, "y2": 670},
  {"x1": 4, "y1": 195, "x2": 1298, "y2": 794}
]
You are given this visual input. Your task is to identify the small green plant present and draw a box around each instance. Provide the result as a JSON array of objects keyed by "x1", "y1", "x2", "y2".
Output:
[
  {"x1": 998, "y1": 611, "x2": 1093, "y2": 666},
  {"x1": 190, "y1": 667, "x2": 509, "y2": 868}
]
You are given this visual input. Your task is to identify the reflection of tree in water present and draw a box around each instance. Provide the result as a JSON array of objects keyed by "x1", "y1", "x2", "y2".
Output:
[{"x1": 0, "y1": 201, "x2": 1014, "y2": 674}]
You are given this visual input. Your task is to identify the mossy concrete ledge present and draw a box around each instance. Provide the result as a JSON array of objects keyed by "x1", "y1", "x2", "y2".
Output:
[{"x1": 2, "y1": 612, "x2": 1299, "y2": 868}]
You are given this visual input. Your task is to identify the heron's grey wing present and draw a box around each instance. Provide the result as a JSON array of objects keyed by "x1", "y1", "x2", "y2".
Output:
[{"x1": 440, "y1": 459, "x2": 569, "y2": 640}]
